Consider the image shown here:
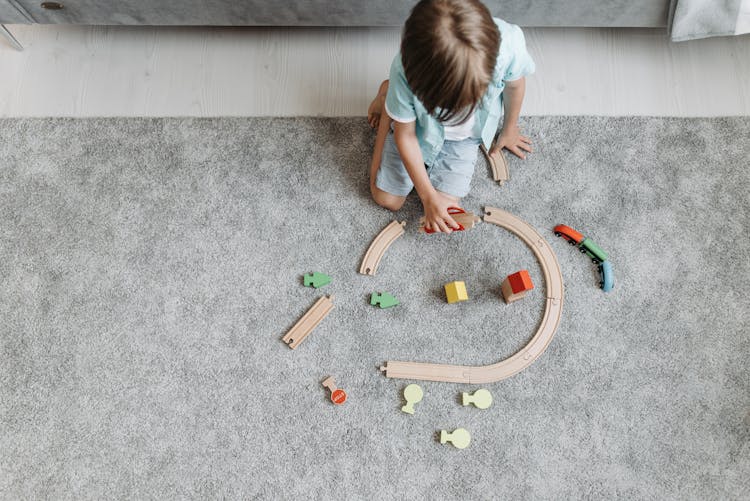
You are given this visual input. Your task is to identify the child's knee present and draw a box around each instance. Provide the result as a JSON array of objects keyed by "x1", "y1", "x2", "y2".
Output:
[
  {"x1": 376, "y1": 197, "x2": 405, "y2": 212},
  {"x1": 371, "y1": 185, "x2": 405, "y2": 212}
]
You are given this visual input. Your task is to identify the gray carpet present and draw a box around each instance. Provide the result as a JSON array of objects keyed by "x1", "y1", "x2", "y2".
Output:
[{"x1": 0, "y1": 117, "x2": 748, "y2": 500}]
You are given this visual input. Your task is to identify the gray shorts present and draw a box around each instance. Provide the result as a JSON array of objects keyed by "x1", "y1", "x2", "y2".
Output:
[{"x1": 375, "y1": 131, "x2": 481, "y2": 198}]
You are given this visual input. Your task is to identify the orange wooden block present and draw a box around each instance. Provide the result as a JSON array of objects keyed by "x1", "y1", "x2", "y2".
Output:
[{"x1": 501, "y1": 270, "x2": 534, "y2": 304}]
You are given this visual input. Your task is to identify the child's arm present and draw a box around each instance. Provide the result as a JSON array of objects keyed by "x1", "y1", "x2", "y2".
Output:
[
  {"x1": 492, "y1": 79, "x2": 533, "y2": 160},
  {"x1": 392, "y1": 121, "x2": 460, "y2": 233}
]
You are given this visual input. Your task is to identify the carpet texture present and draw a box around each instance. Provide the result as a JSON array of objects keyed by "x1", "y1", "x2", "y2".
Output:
[{"x1": 0, "y1": 117, "x2": 748, "y2": 500}]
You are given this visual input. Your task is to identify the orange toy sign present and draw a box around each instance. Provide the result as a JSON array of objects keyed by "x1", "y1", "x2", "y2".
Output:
[{"x1": 330, "y1": 389, "x2": 347, "y2": 405}]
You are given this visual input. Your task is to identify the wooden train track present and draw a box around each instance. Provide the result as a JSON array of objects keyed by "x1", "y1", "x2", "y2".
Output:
[
  {"x1": 480, "y1": 144, "x2": 509, "y2": 185},
  {"x1": 282, "y1": 295, "x2": 334, "y2": 349},
  {"x1": 359, "y1": 221, "x2": 406, "y2": 276},
  {"x1": 379, "y1": 207, "x2": 564, "y2": 384}
]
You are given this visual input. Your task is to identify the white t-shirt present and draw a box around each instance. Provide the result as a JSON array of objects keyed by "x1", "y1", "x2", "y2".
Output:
[
  {"x1": 385, "y1": 101, "x2": 478, "y2": 141},
  {"x1": 443, "y1": 111, "x2": 477, "y2": 141}
]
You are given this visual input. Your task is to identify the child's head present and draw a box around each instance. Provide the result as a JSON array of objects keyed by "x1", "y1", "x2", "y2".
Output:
[{"x1": 401, "y1": 0, "x2": 500, "y2": 124}]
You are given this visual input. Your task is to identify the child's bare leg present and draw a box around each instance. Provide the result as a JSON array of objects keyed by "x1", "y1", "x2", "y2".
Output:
[
  {"x1": 369, "y1": 88, "x2": 405, "y2": 212},
  {"x1": 367, "y1": 80, "x2": 389, "y2": 129},
  {"x1": 369, "y1": 107, "x2": 405, "y2": 211},
  {"x1": 369, "y1": 96, "x2": 392, "y2": 188}
]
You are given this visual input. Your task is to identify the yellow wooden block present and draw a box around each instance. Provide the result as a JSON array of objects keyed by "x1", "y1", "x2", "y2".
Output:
[{"x1": 444, "y1": 281, "x2": 468, "y2": 304}]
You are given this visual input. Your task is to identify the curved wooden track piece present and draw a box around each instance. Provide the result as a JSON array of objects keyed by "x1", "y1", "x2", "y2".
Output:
[
  {"x1": 480, "y1": 144, "x2": 509, "y2": 185},
  {"x1": 282, "y1": 295, "x2": 334, "y2": 349},
  {"x1": 359, "y1": 221, "x2": 406, "y2": 276},
  {"x1": 380, "y1": 207, "x2": 564, "y2": 384}
]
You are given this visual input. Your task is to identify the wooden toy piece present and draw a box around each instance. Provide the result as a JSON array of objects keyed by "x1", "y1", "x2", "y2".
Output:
[
  {"x1": 444, "y1": 281, "x2": 468, "y2": 304},
  {"x1": 440, "y1": 428, "x2": 471, "y2": 449},
  {"x1": 554, "y1": 224, "x2": 609, "y2": 263},
  {"x1": 480, "y1": 142, "x2": 509, "y2": 185},
  {"x1": 556, "y1": 223, "x2": 612, "y2": 288},
  {"x1": 599, "y1": 260, "x2": 614, "y2": 292},
  {"x1": 418, "y1": 207, "x2": 480, "y2": 234},
  {"x1": 321, "y1": 376, "x2": 347, "y2": 405},
  {"x1": 303, "y1": 272, "x2": 331, "y2": 289},
  {"x1": 359, "y1": 221, "x2": 406, "y2": 276},
  {"x1": 380, "y1": 207, "x2": 564, "y2": 384},
  {"x1": 370, "y1": 292, "x2": 400, "y2": 309},
  {"x1": 501, "y1": 270, "x2": 534, "y2": 304},
  {"x1": 450, "y1": 211, "x2": 481, "y2": 231},
  {"x1": 553, "y1": 224, "x2": 584, "y2": 245},
  {"x1": 401, "y1": 384, "x2": 423, "y2": 414},
  {"x1": 462, "y1": 389, "x2": 493, "y2": 409},
  {"x1": 580, "y1": 237, "x2": 609, "y2": 264},
  {"x1": 282, "y1": 295, "x2": 334, "y2": 349}
]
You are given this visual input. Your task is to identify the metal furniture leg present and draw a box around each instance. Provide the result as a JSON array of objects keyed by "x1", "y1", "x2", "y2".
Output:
[{"x1": 0, "y1": 24, "x2": 23, "y2": 51}]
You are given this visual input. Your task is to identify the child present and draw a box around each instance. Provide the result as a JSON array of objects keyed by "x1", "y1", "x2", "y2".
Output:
[{"x1": 367, "y1": 0, "x2": 535, "y2": 233}]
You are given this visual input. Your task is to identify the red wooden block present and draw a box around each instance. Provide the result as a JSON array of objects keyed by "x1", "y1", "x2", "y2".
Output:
[
  {"x1": 501, "y1": 270, "x2": 535, "y2": 304},
  {"x1": 508, "y1": 270, "x2": 534, "y2": 294}
]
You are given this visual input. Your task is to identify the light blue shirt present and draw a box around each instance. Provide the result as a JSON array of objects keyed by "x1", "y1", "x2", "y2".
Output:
[{"x1": 384, "y1": 18, "x2": 535, "y2": 166}]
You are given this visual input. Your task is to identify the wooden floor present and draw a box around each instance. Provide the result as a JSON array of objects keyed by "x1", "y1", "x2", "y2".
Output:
[{"x1": 1, "y1": 24, "x2": 749, "y2": 117}]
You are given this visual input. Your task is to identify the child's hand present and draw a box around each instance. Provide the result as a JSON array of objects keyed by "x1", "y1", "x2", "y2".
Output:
[
  {"x1": 422, "y1": 192, "x2": 461, "y2": 233},
  {"x1": 492, "y1": 125, "x2": 533, "y2": 160}
]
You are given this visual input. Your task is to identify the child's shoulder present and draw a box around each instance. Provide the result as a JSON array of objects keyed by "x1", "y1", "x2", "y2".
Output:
[
  {"x1": 493, "y1": 18, "x2": 527, "y2": 64},
  {"x1": 488, "y1": 18, "x2": 535, "y2": 83},
  {"x1": 493, "y1": 17, "x2": 526, "y2": 44}
]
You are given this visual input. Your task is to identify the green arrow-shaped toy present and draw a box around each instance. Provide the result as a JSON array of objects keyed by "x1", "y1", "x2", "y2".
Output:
[
  {"x1": 370, "y1": 292, "x2": 399, "y2": 309},
  {"x1": 303, "y1": 272, "x2": 331, "y2": 288}
]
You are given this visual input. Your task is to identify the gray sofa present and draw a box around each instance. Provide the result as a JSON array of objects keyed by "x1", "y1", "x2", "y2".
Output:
[
  {"x1": 2, "y1": 0, "x2": 671, "y2": 26},
  {"x1": 1, "y1": 0, "x2": 673, "y2": 50}
]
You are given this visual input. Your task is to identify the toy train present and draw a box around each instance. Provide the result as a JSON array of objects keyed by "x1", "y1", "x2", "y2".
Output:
[
  {"x1": 554, "y1": 224, "x2": 614, "y2": 292},
  {"x1": 599, "y1": 260, "x2": 614, "y2": 292}
]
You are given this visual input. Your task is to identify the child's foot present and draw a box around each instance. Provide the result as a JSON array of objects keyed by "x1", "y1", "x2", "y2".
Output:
[{"x1": 367, "y1": 80, "x2": 389, "y2": 129}]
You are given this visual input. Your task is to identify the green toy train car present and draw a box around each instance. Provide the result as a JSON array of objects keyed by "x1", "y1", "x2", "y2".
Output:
[{"x1": 579, "y1": 237, "x2": 608, "y2": 263}]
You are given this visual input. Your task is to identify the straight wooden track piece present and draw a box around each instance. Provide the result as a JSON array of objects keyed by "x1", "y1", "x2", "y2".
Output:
[
  {"x1": 282, "y1": 295, "x2": 334, "y2": 349},
  {"x1": 479, "y1": 144, "x2": 509, "y2": 185},
  {"x1": 359, "y1": 221, "x2": 406, "y2": 276},
  {"x1": 380, "y1": 207, "x2": 564, "y2": 384}
]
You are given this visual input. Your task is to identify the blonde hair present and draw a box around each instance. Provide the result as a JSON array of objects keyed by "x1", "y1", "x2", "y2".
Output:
[{"x1": 401, "y1": 0, "x2": 500, "y2": 124}]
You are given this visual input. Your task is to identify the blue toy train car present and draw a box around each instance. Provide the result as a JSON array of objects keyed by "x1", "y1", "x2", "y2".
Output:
[{"x1": 599, "y1": 261, "x2": 614, "y2": 292}]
